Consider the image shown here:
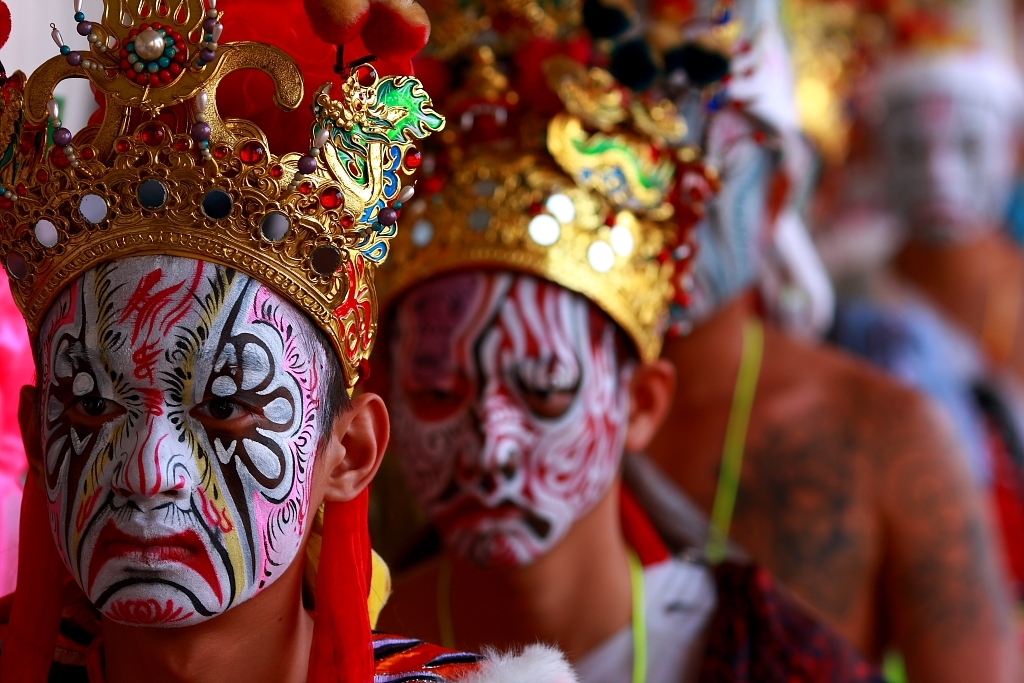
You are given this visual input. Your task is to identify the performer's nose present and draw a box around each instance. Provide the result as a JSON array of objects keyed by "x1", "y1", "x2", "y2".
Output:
[
  {"x1": 467, "y1": 390, "x2": 531, "y2": 499},
  {"x1": 111, "y1": 417, "x2": 192, "y2": 511}
]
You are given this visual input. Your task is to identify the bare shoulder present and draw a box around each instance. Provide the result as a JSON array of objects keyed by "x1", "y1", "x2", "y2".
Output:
[
  {"x1": 377, "y1": 556, "x2": 444, "y2": 643},
  {"x1": 759, "y1": 324, "x2": 946, "y2": 456},
  {"x1": 766, "y1": 331, "x2": 1018, "y2": 680},
  {"x1": 734, "y1": 325, "x2": 993, "y2": 649}
]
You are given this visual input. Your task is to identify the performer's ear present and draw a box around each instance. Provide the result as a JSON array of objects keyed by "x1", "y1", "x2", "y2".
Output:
[
  {"x1": 320, "y1": 393, "x2": 390, "y2": 503},
  {"x1": 18, "y1": 384, "x2": 44, "y2": 483},
  {"x1": 624, "y1": 360, "x2": 676, "y2": 453}
]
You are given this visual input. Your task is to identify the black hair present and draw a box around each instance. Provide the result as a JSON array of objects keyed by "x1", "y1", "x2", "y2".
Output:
[{"x1": 307, "y1": 323, "x2": 353, "y2": 449}]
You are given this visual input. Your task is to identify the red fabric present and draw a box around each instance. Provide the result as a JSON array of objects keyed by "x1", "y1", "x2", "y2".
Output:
[
  {"x1": 986, "y1": 422, "x2": 1024, "y2": 596},
  {"x1": 308, "y1": 493, "x2": 374, "y2": 683},
  {"x1": 0, "y1": 2, "x2": 10, "y2": 51},
  {"x1": 0, "y1": 470, "x2": 69, "y2": 682},
  {"x1": 701, "y1": 563, "x2": 884, "y2": 683},
  {"x1": 513, "y1": 37, "x2": 592, "y2": 118},
  {"x1": 619, "y1": 486, "x2": 671, "y2": 566}
]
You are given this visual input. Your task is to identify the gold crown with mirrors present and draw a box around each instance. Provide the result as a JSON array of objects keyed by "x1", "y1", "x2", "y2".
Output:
[
  {"x1": 375, "y1": 0, "x2": 758, "y2": 362},
  {"x1": 0, "y1": 0, "x2": 444, "y2": 388}
]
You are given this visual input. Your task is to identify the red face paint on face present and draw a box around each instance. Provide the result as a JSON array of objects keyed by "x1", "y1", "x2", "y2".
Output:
[
  {"x1": 389, "y1": 272, "x2": 634, "y2": 567},
  {"x1": 38, "y1": 256, "x2": 332, "y2": 626}
]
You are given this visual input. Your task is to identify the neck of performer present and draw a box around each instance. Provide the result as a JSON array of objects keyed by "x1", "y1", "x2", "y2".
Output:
[
  {"x1": 446, "y1": 482, "x2": 633, "y2": 662},
  {"x1": 102, "y1": 558, "x2": 314, "y2": 683}
]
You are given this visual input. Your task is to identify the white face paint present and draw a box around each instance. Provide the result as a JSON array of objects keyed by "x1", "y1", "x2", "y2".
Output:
[
  {"x1": 881, "y1": 94, "x2": 1017, "y2": 243},
  {"x1": 682, "y1": 108, "x2": 775, "y2": 326},
  {"x1": 388, "y1": 272, "x2": 634, "y2": 567},
  {"x1": 38, "y1": 256, "x2": 333, "y2": 627}
]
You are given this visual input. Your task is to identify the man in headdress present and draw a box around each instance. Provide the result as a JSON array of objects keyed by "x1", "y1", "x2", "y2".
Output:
[
  {"x1": 0, "y1": 0, "x2": 576, "y2": 681},
  {"x1": 829, "y1": 0, "x2": 1024, "y2": 630},
  {"x1": 641, "y1": 3, "x2": 1018, "y2": 681},
  {"x1": 372, "y1": 0, "x2": 887, "y2": 679},
  {"x1": 0, "y1": 0, "x2": 29, "y2": 597}
]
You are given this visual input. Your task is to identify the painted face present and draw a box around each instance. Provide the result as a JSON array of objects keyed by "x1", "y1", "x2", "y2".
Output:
[
  {"x1": 684, "y1": 108, "x2": 775, "y2": 326},
  {"x1": 881, "y1": 94, "x2": 1017, "y2": 243},
  {"x1": 38, "y1": 256, "x2": 332, "y2": 627},
  {"x1": 388, "y1": 272, "x2": 633, "y2": 567}
]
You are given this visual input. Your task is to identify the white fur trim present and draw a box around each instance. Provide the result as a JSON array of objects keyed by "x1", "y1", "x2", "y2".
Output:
[{"x1": 456, "y1": 644, "x2": 579, "y2": 683}]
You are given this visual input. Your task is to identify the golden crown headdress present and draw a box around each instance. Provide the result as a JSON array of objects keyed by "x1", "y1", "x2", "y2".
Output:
[
  {"x1": 0, "y1": 0, "x2": 444, "y2": 389},
  {"x1": 377, "y1": 0, "x2": 739, "y2": 362},
  {"x1": 786, "y1": 0, "x2": 973, "y2": 162}
]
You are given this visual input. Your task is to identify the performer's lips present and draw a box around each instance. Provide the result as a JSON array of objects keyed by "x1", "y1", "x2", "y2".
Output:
[
  {"x1": 438, "y1": 498, "x2": 552, "y2": 539},
  {"x1": 88, "y1": 520, "x2": 223, "y2": 602}
]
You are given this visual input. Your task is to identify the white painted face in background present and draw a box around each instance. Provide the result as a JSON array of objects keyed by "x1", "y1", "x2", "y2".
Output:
[
  {"x1": 388, "y1": 272, "x2": 634, "y2": 567},
  {"x1": 38, "y1": 256, "x2": 333, "y2": 627},
  {"x1": 681, "y1": 108, "x2": 776, "y2": 328},
  {"x1": 881, "y1": 94, "x2": 1017, "y2": 243}
]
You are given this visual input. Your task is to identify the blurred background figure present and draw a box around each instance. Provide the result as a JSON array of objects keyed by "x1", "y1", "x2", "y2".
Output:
[
  {"x1": 0, "y1": 0, "x2": 41, "y2": 597},
  {"x1": 807, "y1": 0, "x2": 1024, "y2": 611},
  {"x1": 640, "y1": 0, "x2": 1019, "y2": 680},
  {"x1": 0, "y1": 276, "x2": 29, "y2": 596}
]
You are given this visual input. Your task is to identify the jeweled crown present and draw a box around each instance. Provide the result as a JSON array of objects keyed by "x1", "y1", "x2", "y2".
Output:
[
  {"x1": 0, "y1": 0, "x2": 444, "y2": 388},
  {"x1": 377, "y1": 0, "x2": 735, "y2": 362}
]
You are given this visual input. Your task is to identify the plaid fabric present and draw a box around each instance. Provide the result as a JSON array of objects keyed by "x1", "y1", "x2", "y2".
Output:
[{"x1": 701, "y1": 563, "x2": 885, "y2": 683}]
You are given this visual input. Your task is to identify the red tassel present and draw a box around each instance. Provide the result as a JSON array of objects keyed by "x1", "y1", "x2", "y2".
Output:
[
  {"x1": 0, "y1": 469, "x2": 69, "y2": 682},
  {"x1": 362, "y1": 0, "x2": 430, "y2": 63},
  {"x1": 304, "y1": 0, "x2": 371, "y2": 46},
  {"x1": 308, "y1": 492, "x2": 374, "y2": 683},
  {"x1": 0, "y1": 1, "x2": 11, "y2": 51}
]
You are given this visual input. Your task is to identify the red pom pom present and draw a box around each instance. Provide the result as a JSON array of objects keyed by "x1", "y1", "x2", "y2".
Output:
[
  {"x1": 362, "y1": 0, "x2": 430, "y2": 62},
  {"x1": 219, "y1": 0, "x2": 340, "y2": 152},
  {"x1": 304, "y1": 0, "x2": 370, "y2": 45},
  {"x1": 0, "y1": 1, "x2": 11, "y2": 51}
]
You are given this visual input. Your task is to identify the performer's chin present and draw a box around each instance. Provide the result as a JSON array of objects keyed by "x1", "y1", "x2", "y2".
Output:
[{"x1": 97, "y1": 581, "x2": 220, "y2": 627}]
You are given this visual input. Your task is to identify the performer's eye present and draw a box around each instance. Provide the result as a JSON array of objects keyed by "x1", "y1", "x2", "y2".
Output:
[
  {"x1": 69, "y1": 395, "x2": 124, "y2": 425},
  {"x1": 515, "y1": 365, "x2": 580, "y2": 419},
  {"x1": 518, "y1": 385, "x2": 577, "y2": 419},
  {"x1": 82, "y1": 396, "x2": 106, "y2": 416},
  {"x1": 402, "y1": 374, "x2": 471, "y2": 421},
  {"x1": 195, "y1": 398, "x2": 250, "y2": 423}
]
